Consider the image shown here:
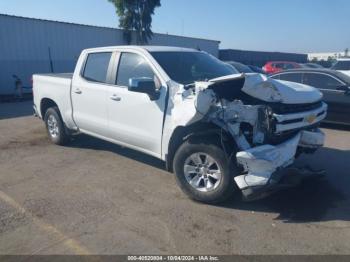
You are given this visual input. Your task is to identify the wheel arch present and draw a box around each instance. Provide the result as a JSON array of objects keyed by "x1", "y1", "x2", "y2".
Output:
[
  {"x1": 40, "y1": 98, "x2": 59, "y2": 119},
  {"x1": 166, "y1": 122, "x2": 237, "y2": 172}
]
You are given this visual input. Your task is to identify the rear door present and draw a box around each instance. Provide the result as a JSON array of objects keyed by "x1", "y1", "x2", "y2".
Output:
[
  {"x1": 71, "y1": 52, "x2": 114, "y2": 136},
  {"x1": 302, "y1": 72, "x2": 350, "y2": 123},
  {"x1": 106, "y1": 51, "x2": 166, "y2": 157}
]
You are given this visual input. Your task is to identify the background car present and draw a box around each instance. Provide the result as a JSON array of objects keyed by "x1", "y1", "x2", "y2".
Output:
[
  {"x1": 271, "y1": 68, "x2": 350, "y2": 125},
  {"x1": 225, "y1": 61, "x2": 267, "y2": 75},
  {"x1": 248, "y1": 65, "x2": 266, "y2": 74},
  {"x1": 302, "y1": 63, "x2": 324, "y2": 69},
  {"x1": 225, "y1": 61, "x2": 254, "y2": 73},
  {"x1": 263, "y1": 61, "x2": 302, "y2": 74},
  {"x1": 331, "y1": 58, "x2": 350, "y2": 77}
]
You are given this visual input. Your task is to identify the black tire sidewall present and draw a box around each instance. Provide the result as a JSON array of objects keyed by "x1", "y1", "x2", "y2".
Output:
[
  {"x1": 44, "y1": 107, "x2": 67, "y2": 145},
  {"x1": 173, "y1": 139, "x2": 236, "y2": 204}
]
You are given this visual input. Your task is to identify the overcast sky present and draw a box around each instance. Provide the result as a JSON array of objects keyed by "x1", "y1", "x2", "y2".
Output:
[{"x1": 1, "y1": 0, "x2": 349, "y2": 53}]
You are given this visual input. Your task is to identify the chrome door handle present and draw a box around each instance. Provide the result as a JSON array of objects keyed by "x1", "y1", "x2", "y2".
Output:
[
  {"x1": 110, "y1": 95, "x2": 121, "y2": 101},
  {"x1": 74, "y1": 89, "x2": 82, "y2": 94}
]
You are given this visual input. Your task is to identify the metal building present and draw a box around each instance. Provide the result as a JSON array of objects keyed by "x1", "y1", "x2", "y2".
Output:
[
  {"x1": 0, "y1": 14, "x2": 220, "y2": 95},
  {"x1": 219, "y1": 49, "x2": 307, "y2": 67}
]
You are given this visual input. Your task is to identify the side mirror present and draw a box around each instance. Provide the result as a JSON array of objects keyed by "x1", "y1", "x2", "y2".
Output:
[
  {"x1": 336, "y1": 85, "x2": 350, "y2": 93},
  {"x1": 346, "y1": 86, "x2": 350, "y2": 95},
  {"x1": 128, "y1": 77, "x2": 160, "y2": 101}
]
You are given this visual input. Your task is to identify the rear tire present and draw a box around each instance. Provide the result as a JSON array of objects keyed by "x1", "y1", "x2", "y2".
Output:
[
  {"x1": 173, "y1": 138, "x2": 238, "y2": 204},
  {"x1": 44, "y1": 107, "x2": 69, "y2": 145}
]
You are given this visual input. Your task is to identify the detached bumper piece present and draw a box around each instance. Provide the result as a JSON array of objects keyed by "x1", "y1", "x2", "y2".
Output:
[
  {"x1": 239, "y1": 167, "x2": 325, "y2": 201},
  {"x1": 234, "y1": 129, "x2": 325, "y2": 200}
]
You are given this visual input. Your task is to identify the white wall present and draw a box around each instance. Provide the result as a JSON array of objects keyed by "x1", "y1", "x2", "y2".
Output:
[{"x1": 0, "y1": 14, "x2": 219, "y2": 95}]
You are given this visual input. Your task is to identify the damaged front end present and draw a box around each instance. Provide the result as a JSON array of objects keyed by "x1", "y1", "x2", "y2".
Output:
[
  {"x1": 234, "y1": 129, "x2": 325, "y2": 200},
  {"x1": 164, "y1": 73, "x2": 327, "y2": 200}
]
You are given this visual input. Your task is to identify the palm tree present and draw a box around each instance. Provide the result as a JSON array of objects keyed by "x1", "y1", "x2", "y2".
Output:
[{"x1": 108, "y1": 0, "x2": 161, "y2": 45}]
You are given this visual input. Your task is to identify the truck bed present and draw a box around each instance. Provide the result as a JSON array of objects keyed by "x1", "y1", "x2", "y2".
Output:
[{"x1": 33, "y1": 73, "x2": 76, "y2": 129}]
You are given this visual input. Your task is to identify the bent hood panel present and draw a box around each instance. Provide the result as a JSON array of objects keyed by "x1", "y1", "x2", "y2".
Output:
[{"x1": 210, "y1": 73, "x2": 323, "y2": 104}]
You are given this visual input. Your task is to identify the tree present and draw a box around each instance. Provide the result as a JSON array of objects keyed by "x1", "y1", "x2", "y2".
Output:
[
  {"x1": 108, "y1": 0, "x2": 161, "y2": 45},
  {"x1": 327, "y1": 56, "x2": 336, "y2": 64}
]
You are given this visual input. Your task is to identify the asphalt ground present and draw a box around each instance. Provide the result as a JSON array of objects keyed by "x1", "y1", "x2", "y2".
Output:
[{"x1": 0, "y1": 101, "x2": 349, "y2": 255}]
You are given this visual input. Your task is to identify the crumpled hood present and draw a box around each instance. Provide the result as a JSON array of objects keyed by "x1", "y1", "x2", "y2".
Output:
[{"x1": 209, "y1": 73, "x2": 323, "y2": 104}]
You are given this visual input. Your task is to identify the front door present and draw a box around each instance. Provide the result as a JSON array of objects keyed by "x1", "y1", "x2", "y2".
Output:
[
  {"x1": 321, "y1": 88, "x2": 350, "y2": 124},
  {"x1": 107, "y1": 52, "x2": 166, "y2": 157},
  {"x1": 303, "y1": 72, "x2": 350, "y2": 124}
]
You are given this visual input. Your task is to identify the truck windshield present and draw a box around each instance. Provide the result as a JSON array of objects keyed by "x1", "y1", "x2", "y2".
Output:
[{"x1": 151, "y1": 51, "x2": 238, "y2": 85}]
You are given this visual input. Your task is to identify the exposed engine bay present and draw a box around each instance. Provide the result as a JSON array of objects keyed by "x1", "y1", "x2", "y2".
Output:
[{"x1": 163, "y1": 73, "x2": 327, "y2": 199}]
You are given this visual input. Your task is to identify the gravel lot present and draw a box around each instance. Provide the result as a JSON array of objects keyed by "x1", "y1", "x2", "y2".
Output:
[{"x1": 0, "y1": 101, "x2": 350, "y2": 255}]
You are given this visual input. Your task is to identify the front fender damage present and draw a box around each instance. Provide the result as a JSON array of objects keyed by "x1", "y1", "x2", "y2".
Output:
[{"x1": 162, "y1": 73, "x2": 326, "y2": 200}]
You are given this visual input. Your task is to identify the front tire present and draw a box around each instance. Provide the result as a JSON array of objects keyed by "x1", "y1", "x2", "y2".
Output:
[
  {"x1": 44, "y1": 107, "x2": 69, "y2": 145},
  {"x1": 173, "y1": 138, "x2": 238, "y2": 204}
]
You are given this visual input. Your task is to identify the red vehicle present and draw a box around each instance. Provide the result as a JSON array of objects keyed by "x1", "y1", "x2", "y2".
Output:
[{"x1": 263, "y1": 61, "x2": 301, "y2": 74}]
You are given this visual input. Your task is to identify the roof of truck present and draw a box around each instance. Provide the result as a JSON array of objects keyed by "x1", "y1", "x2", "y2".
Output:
[{"x1": 84, "y1": 45, "x2": 199, "y2": 53}]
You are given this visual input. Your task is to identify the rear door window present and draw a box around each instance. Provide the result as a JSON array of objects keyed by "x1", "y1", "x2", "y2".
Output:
[
  {"x1": 274, "y1": 63, "x2": 284, "y2": 69},
  {"x1": 303, "y1": 73, "x2": 343, "y2": 90},
  {"x1": 83, "y1": 52, "x2": 112, "y2": 83},
  {"x1": 278, "y1": 73, "x2": 302, "y2": 83},
  {"x1": 283, "y1": 63, "x2": 295, "y2": 70}
]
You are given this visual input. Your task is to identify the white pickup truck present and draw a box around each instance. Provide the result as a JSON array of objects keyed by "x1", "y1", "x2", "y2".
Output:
[{"x1": 33, "y1": 46, "x2": 327, "y2": 203}]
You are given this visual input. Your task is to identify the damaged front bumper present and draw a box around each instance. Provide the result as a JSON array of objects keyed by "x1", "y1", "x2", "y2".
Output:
[{"x1": 234, "y1": 128, "x2": 325, "y2": 200}]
